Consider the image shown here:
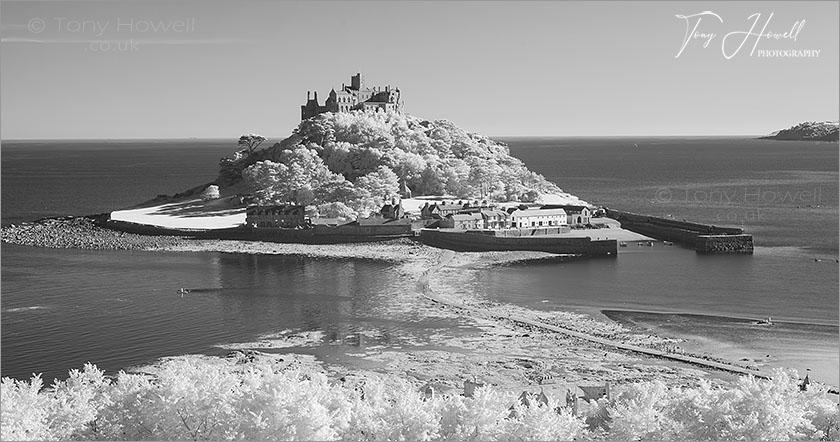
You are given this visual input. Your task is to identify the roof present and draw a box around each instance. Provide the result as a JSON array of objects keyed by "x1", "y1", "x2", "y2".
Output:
[
  {"x1": 511, "y1": 208, "x2": 567, "y2": 217},
  {"x1": 449, "y1": 213, "x2": 483, "y2": 221},
  {"x1": 480, "y1": 209, "x2": 507, "y2": 217},
  {"x1": 542, "y1": 205, "x2": 590, "y2": 213},
  {"x1": 560, "y1": 205, "x2": 590, "y2": 213},
  {"x1": 434, "y1": 204, "x2": 465, "y2": 211}
]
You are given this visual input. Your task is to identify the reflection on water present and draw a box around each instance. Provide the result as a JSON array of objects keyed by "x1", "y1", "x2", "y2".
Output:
[
  {"x1": 468, "y1": 246, "x2": 838, "y2": 326},
  {"x1": 1, "y1": 246, "x2": 468, "y2": 383}
]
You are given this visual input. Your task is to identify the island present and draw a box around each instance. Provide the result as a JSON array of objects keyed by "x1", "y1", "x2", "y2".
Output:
[
  {"x1": 759, "y1": 120, "x2": 839, "y2": 141},
  {"x1": 2, "y1": 73, "x2": 827, "y2": 442}
]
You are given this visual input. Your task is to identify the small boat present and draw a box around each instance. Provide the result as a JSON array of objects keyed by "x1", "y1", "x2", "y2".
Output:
[
  {"x1": 753, "y1": 316, "x2": 773, "y2": 326},
  {"x1": 646, "y1": 241, "x2": 654, "y2": 247},
  {"x1": 663, "y1": 241, "x2": 674, "y2": 246},
  {"x1": 619, "y1": 242, "x2": 627, "y2": 247},
  {"x1": 177, "y1": 288, "x2": 190, "y2": 295}
]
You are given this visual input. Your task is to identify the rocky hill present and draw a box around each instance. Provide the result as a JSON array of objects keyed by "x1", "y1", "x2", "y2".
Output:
[
  {"x1": 217, "y1": 111, "x2": 585, "y2": 218},
  {"x1": 759, "y1": 121, "x2": 839, "y2": 141}
]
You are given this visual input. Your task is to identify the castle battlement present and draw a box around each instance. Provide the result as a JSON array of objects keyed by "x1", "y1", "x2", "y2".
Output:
[{"x1": 301, "y1": 73, "x2": 402, "y2": 120}]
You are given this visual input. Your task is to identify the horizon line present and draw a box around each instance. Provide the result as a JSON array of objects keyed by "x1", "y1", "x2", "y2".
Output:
[{"x1": 1, "y1": 134, "x2": 778, "y2": 142}]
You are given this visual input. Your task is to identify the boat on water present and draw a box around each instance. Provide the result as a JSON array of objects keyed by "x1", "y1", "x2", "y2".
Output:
[
  {"x1": 752, "y1": 317, "x2": 774, "y2": 326},
  {"x1": 619, "y1": 242, "x2": 628, "y2": 247}
]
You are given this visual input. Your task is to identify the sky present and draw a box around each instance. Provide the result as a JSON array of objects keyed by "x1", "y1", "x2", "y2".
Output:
[{"x1": 1, "y1": 0, "x2": 838, "y2": 139}]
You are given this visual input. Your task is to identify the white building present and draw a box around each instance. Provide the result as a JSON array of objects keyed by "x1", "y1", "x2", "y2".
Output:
[{"x1": 509, "y1": 208, "x2": 567, "y2": 228}]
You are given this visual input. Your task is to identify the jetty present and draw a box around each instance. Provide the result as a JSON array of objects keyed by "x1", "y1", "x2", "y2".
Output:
[{"x1": 604, "y1": 209, "x2": 753, "y2": 254}]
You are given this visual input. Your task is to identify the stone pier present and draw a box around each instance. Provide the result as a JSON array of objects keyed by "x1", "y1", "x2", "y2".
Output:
[{"x1": 604, "y1": 209, "x2": 754, "y2": 254}]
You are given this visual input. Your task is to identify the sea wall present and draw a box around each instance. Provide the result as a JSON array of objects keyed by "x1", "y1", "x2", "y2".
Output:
[
  {"x1": 419, "y1": 229, "x2": 616, "y2": 256},
  {"x1": 696, "y1": 234, "x2": 754, "y2": 254},
  {"x1": 604, "y1": 209, "x2": 753, "y2": 254},
  {"x1": 101, "y1": 215, "x2": 415, "y2": 244}
]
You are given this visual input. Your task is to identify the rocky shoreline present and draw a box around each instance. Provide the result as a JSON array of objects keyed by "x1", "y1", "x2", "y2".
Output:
[
  {"x1": 1, "y1": 216, "x2": 189, "y2": 250},
  {"x1": 1, "y1": 216, "x2": 434, "y2": 261}
]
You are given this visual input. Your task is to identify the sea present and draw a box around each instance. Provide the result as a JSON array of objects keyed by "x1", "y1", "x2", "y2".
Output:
[{"x1": 2, "y1": 137, "x2": 838, "y2": 386}]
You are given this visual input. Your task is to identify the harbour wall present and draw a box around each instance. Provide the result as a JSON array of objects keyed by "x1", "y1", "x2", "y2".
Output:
[
  {"x1": 419, "y1": 229, "x2": 617, "y2": 256},
  {"x1": 604, "y1": 209, "x2": 753, "y2": 254},
  {"x1": 102, "y1": 218, "x2": 414, "y2": 244}
]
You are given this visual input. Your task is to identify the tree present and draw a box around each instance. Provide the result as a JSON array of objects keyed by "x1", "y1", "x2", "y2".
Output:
[
  {"x1": 242, "y1": 147, "x2": 341, "y2": 206},
  {"x1": 199, "y1": 185, "x2": 220, "y2": 201},
  {"x1": 316, "y1": 202, "x2": 356, "y2": 220},
  {"x1": 356, "y1": 166, "x2": 400, "y2": 202},
  {"x1": 238, "y1": 134, "x2": 267, "y2": 157}
]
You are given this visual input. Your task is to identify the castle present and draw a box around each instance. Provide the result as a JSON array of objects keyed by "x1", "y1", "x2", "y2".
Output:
[{"x1": 301, "y1": 73, "x2": 402, "y2": 120}]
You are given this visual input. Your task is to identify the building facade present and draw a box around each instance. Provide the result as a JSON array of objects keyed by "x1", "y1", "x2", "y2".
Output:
[
  {"x1": 301, "y1": 73, "x2": 403, "y2": 120},
  {"x1": 539, "y1": 205, "x2": 592, "y2": 226},
  {"x1": 441, "y1": 213, "x2": 484, "y2": 230},
  {"x1": 560, "y1": 206, "x2": 591, "y2": 226},
  {"x1": 509, "y1": 208, "x2": 567, "y2": 228},
  {"x1": 480, "y1": 209, "x2": 509, "y2": 229}
]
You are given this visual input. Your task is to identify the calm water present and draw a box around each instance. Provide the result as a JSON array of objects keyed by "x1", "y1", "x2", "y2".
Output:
[
  {"x1": 2, "y1": 137, "x2": 838, "y2": 384},
  {"x1": 1, "y1": 244, "x2": 468, "y2": 383}
]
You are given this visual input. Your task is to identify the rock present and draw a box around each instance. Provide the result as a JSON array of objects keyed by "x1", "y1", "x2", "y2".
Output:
[{"x1": 759, "y1": 121, "x2": 839, "y2": 141}]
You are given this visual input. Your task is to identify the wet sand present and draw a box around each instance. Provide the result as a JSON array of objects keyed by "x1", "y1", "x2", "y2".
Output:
[{"x1": 603, "y1": 310, "x2": 839, "y2": 388}]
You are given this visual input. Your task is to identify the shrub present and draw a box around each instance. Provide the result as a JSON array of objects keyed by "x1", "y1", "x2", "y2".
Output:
[
  {"x1": 2, "y1": 360, "x2": 837, "y2": 441},
  {"x1": 199, "y1": 185, "x2": 220, "y2": 201}
]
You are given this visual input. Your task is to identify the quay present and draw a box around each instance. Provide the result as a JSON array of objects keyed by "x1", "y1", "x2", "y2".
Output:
[{"x1": 604, "y1": 209, "x2": 754, "y2": 254}]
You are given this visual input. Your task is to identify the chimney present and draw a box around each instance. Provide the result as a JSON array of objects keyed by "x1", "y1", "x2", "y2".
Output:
[
  {"x1": 314, "y1": 91, "x2": 318, "y2": 101},
  {"x1": 307, "y1": 91, "x2": 311, "y2": 100}
]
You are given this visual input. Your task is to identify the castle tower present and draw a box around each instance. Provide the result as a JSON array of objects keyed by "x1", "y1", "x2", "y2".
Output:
[
  {"x1": 351, "y1": 73, "x2": 364, "y2": 91},
  {"x1": 325, "y1": 88, "x2": 338, "y2": 112},
  {"x1": 400, "y1": 178, "x2": 412, "y2": 199}
]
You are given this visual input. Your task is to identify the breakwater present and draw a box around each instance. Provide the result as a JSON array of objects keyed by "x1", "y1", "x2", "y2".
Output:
[
  {"x1": 604, "y1": 209, "x2": 753, "y2": 254},
  {"x1": 419, "y1": 229, "x2": 617, "y2": 256},
  {"x1": 1, "y1": 215, "x2": 188, "y2": 250},
  {"x1": 101, "y1": 217, "x2": 415, "y2": 244}
]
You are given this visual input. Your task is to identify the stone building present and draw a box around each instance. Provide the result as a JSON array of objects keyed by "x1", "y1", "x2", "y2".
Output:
[
  {"x1": 564, "y1": 206, "x2": 591, "y2": 226},
  {"x1": 301, "y1": 73, "x2": 403, "y2": 120},
  {"x1": 421, "y1": 202, "x2": 466, "y2": 219},
  {"x1": 509, "y1": 208, "x2": 567, "y2": 228},
  {"x1": 441, "y1": 213, "x2": 484, "y2": 230},
  {"x1": 480, "y1": 209, "x2": 509, "y2": 229},
  {"x1": 547, "y1": 205, "x2": 591, "y2": 226},
  {"x1": 246, "y1": 205, "x2": 307, "y2": 228},
  {"x1": 379, "y1": 198, "x2": 405, "y2": 220}
]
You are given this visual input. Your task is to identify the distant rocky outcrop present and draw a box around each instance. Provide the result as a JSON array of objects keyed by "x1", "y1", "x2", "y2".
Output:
[{"x1": 759, "y1": 121, "x2": 839, "y2": 141}]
